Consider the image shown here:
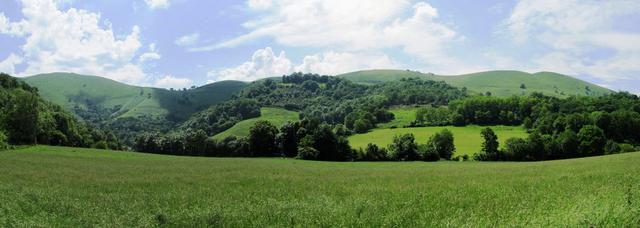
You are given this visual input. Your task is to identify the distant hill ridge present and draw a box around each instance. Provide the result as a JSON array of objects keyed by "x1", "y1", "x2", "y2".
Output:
[
  {"x1": 24, "y1": 72, "x2": 247, "y2": 121},
  {"x1": 338, "y1": 69, "x2": 612, "y2": 97}
]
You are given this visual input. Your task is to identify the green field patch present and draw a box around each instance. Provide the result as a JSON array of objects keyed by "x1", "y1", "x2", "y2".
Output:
[
  {"x1": 0, "y1": 146, "x2": 638, "y2": 226},
  {"x1": 213, "y1": 107, "x2": 299, "y2": 140},
  {"x1": 377, "y1": 106, "x2": 422, "y2": 128},
  {"x1": 348, "y1": 125, "x2": 528, "y2": 156}
]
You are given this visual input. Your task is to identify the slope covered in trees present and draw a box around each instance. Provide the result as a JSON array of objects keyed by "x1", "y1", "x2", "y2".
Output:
[
  {"x1": 0, "y1": 73, "x2": 120, "y2": 149},
  {"x1": 24, "y1": 73, "x2": 247, "y2": 145}
]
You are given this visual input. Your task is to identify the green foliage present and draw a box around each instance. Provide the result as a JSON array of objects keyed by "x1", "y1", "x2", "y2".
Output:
[
  {"x1": 0, "y1": 73, "x2": 120, "y2": 149},
  {"x1": 249, "y1": 120, "x2": 279, "y2": 156},
  {"x1": 479, "y1": 128, "x2": 499, "y2": 160},
  {"x1": 213, "y1": 107, "x2": 299, "y2": 140},
  {"x1": 577, "y1": 125, "x2": 606, "y2": 156},
  {"x1": 414, "y1": 106, "x2": 452, "y2": 126},
  {"x1": 0, "y1": 130, "x2": 8, "y2": 150},
  {"x1": 389, "y1": 133, "x2": 420, "y2": 161},
  {"x1": 356, "y1": 143, "x2": 389, "y2": 161},
  {"x1": 277, "y1": 122, "x2": 300, "y2": 157},
  {"x1": 424, "y1": 129, "x2": 455, "y2": 160}
]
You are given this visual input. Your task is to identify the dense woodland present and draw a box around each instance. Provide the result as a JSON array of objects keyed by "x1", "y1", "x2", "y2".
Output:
[{"x1": 0, "y1": 73, "x2": 121, "y2": 150}]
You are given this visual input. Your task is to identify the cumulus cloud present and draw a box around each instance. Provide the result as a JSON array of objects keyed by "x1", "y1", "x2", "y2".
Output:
[
  {"x1": 208, "y1": 47, "x2": 399, "y2": 82},
  {"x1": 209, "y1": 47, "x2": 293, "y2": 82},
  {"x1": 295, "y1": 52, "x2": 397, "y2": 75},
  {"x1": 194, "y1": 0, "x2": 460, "y2": 66},
  {"x1": 175, "y1": 33, "x2": 200, "y2": 47},
  {"x1": 0, "y1": 0, "x2": 158, "y2": 84},
  {"x1": 154, "y1": 75, "x2": 193, "y2": 89},
  {"x1": 144, "y1": 0, "x2": 170, "y2": 10},
  {"x1": 503, "y1": 0, "x2": 640, "y2": 82},
  {"x1": 138, "y1": 43, "x2": 162, "y2": 63},
  {"x1": 0, "y1": 53, "x2": 23, "y2": 75}
]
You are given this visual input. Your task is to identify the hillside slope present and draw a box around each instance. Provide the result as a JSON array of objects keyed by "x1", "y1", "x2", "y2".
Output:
[
  {"x1": 339, "y1": 70, "x2": 612, "y2": 97},
  {"x1": 212, "y1": 107, "x2": 299, "y2": 140},
  {"x1": 24, "y1": 73, "x2": 247, "y2": 121}
]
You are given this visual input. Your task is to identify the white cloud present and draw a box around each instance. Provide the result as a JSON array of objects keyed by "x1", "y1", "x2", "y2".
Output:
[
  {"x1": 154, "y1": 75, "x2": 192, "y2": 89},
  {"x1": 209, "y1": 47, "x2": 399, "y2": 82},
  {"x1": 0, "y1": 0, "x2": 157, "y2": 85},
  {"x1": 503, "y1": 0, "x2": 640, "y2": 82},
  {"x1": 194, "y1": 0, "x2": 460, "y2": 67},
  {"x1": 175, "y1": 33, "x2": 200, "y2": 47},
  {"x1": 138, "y1": 43, "x2": 162, "y2": 63},
  {"x1": 144, "y1": 0, "x2": 170, "y2": 10},
  {"x1": 296, "y1": 52, "x2": 397, "y2": 75},
  {"x1": 0, "y1": 53, "x2": 23, "y2": 75},
  {"x1": 209, "y1": 47, "x2": 293, "y2": 82}
]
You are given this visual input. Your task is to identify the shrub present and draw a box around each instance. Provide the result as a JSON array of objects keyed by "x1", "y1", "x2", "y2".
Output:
[
  {"x1": 0, "y1": 130, "x2": 8, "y2": 150},
  {"x1": 424, "y1": 129, "x2": 455, "y2": 160},
  {"x1": 389, "y1": 133, "x2": 419, "y2": 161},
  {"x1": 92, "y1": 141, "x2": 108, "y2": 150},
  {"x1": 296, "y1": 147, "x2": 319, "y2": 160},
  {"x1": 358, "y1": 143, "x2": 389, "y2": 161},
  {"x1": 619, "y1": 143, "x2": 637, "y2": 153},
  {"x1": 604, "y1": 140, "x2": 621, "y2": 154},
  {"x1": 422, "y1": 149, "x2": 440, "y2": 162}
]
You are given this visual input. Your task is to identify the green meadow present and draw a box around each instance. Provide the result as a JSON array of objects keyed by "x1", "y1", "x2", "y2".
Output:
[
  {"x1": 1, "y1": 146, "x2": 638, "y2": 227},
  {"x1": 348, "y1": 125, "x2": 529, "y2": 156},
  {"x1": 212, "y1": 107, "x2": 299, "y2": 140}
]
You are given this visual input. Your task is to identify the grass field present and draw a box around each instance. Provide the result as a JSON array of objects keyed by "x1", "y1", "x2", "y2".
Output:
[
  {"x1": 339, "y1": 70, "x2": 612, "y2": 97},
  {"x1": 1, "y1": 146, "x2": 638, "y2": 226},
  {"x1": 348, "y1": 125, "x2": 529, "y2": 156},
  {"x1": 212, "y1": 107, "x2": 299, "y2": 139},
  {"x1": 376, "y1": 106, "x2": 421, "y2": 128}
]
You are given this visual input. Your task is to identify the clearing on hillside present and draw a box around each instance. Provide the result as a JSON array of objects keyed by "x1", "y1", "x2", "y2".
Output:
[
  {"x1": 0, "y1": 146, "x2": 638, "y2": 226},
  {"x1": 212, "y1": 107, "x2": 299, "y2": 139},
  {"x1": 348, "y1": 125, "x2": 529, "y2": 156}
]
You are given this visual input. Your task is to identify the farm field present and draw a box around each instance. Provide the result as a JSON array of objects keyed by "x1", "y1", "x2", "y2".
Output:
[
  {"x1": 349, "y1": 125, "x2": 528, "y2": 156},
  {"x1": 212, "y1": 107, "x2": 299, "y2": 140},
  {"x1": 0, "y1": 146, "x2": 638, "y2": 227}
]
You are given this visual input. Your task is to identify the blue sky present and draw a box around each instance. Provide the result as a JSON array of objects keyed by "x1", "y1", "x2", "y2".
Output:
[{"x1": 0, "y1": 0, "x2": 639, "y2": 93}]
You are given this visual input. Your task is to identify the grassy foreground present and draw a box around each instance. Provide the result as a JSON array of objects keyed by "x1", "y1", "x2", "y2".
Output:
[
  {"x1": 349, "y1": 125, "x2": 528, "y2": 156},
  {"x1": 1, "y1": 146, "x2": 638, "y2": 227}
]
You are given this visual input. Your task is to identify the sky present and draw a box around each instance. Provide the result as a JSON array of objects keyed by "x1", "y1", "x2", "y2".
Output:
[{"x1": 0, "y1": 0, "x2": 639, "y2": 93}]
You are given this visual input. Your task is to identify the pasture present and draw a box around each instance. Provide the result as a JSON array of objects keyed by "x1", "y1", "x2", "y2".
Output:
[
  {"x1": 212, "y1": 107, "x2": 299, "y2": 140},
  {"x1": 0, "y1": 146, "x2": 638, "y2": 226},
  {"x1": 348, "y1": 125, "x2": 529, "y2": 156}
]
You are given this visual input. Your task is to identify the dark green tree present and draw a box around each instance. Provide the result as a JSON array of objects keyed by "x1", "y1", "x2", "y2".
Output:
[
  {"x1": 577, "y1": 125, "x2": 606, "y2": 156},
  {"x1": 249, "y1": 120, "x2": 279, "y2": 156},
  {"x1": 389, "y1": 133, "x2": 419, "y2": 161},
  {"x1": 479, "y1": 127, "x2": 500, "y2": 160},
  {"x1": 424, "y1": 129, "x2": 455, "y2": 160}
]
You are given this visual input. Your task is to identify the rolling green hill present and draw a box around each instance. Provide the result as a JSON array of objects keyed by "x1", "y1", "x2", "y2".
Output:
[
  {"x1": 1, "y1": 146, "x2": 638, "y2": 226},
  {"x1": 212, "y1": 107, "x2": 299, "y2": 140},
  {"x1": 338, "y1": 70, "x2": 612, "y2": 97},
  {"x1": 23, "y1": 73, "x2": 247, "y2": 121}
]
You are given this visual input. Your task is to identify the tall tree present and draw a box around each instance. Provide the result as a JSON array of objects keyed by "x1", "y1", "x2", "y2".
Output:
[{"x1": 249, "y1": 120, "x2": 279, "y2": 156}]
